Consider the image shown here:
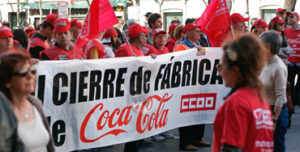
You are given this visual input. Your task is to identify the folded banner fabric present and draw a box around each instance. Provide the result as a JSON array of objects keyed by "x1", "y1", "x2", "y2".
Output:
[{"x1": 35, "y1": 48, "x2": 230, "y2": 151}]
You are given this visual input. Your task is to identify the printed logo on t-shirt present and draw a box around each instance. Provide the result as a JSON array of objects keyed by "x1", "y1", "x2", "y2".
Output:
[
  {"x1": 253, "y1": 108, "x2": 273, "y2": 130},
  {"x1": 58, "y1": 54, "x2": 68, "y2": 60}
]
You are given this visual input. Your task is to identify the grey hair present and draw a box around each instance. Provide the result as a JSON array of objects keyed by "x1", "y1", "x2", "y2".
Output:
[{"x1": 259, "y1": 30, "x2": 282, "y2": 55}]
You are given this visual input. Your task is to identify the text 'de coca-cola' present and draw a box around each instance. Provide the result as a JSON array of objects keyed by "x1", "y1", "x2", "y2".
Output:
[{"x1": 180, "y1": 93, "x2": 217, "y2": 113}]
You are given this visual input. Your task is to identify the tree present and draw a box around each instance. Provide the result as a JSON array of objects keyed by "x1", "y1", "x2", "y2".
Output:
[
  {"x1": 284, "y1": 0, "x2": 297, "y2": 12},
  {"x1": 155, "y1": 0, "x2": 165, "y2": 13}
]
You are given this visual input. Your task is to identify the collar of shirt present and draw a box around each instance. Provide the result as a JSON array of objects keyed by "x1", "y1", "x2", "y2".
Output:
[
  {"x1": 181, "y1": 38, "x2": 200, "y2": 49},
  {"x1": 55, "y1": 42, "x2": 73, "y2": 50},
  {"x1": 32, "y1": 32, "x2": 47, "y2": 41}
]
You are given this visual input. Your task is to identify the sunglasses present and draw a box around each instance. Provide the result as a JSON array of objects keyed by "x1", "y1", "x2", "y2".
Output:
[
  {"x1": 278, "y1": 23, "x2": 284, "y2": 26},
  {"x1": 12, "y1": 66, "x2": 37, "y2": 77}
]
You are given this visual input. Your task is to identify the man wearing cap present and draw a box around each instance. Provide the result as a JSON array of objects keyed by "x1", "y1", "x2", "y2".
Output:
[
  {"x1": 28, "y1": 14, "x2": 57, "y2": 59},
  {"x1": 146, "y1": 28, "x2": 169, "y2": 56},
  {"x1": 147, "y1": 13, "x2": 162, "y2": 45},
  {"x1": 115, "y1": 24, "x2": 149, "y2": 57},
  {"x1": 40, "y1": 18, "x2": 83, "y2": 60},
  {"x1": 0, "y1": 26, "x2": 15, "y2": 55},
  {"x1": 102, "y1": 27, "x2": 119, "y2": 58},
  {"x1": 253, "y1": 18, "x2": 268, "y2": 36},
  {"x1": 285, "y1": 12, "x2": 300, "y2": 107},
  {"x1": 174, "y1": 23, "x2": 202, "y2": 52},
  {"x1": 70, "y1": 19, "x2": 82, "y2": 45},
  {"x1": 212, "y1": 13, "x2": 249, "y2": 47},
  {"x1": 276, "y1": 8, "x2": 287, "y2": 20}
]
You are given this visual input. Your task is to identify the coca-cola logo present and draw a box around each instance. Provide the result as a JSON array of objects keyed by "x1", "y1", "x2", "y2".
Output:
[{"x1": 80, "y1": 93, "x2": 172, "y2": 143}]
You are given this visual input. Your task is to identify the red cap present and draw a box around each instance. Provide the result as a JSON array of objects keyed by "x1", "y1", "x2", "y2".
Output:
[
  {"x1": 276, "y1": 8, "x2": 286, "y2": 13},
  {"x1": 182, "y1": 23, "x2": 201, "y2": 34},
  {"x1": 28, "y1": 31, "x2": 36, "y2": 38},
  {"x1": 54, "y1": 18, "x2": 71, "y2": 33},
  {"x1": 153, "y1": 28, "x2": 167, "y2": 38},
  {"x1": 254, "y1": 18, "x2": 268, "y2": 28},
  {"x1": 71, "y1": 19, "x2": 83, "y2": 28},
  {"x1": 25, "y1": 27, "x2": 35, "y2": 34},
  {"x1": 168, "y1": 23, "x2": 179, "y2": 34},
  {"x1": 128, "y1": 24, "x2": 149, "y2": 39},
  {"x1": 270, "y1": 16, "x2": 285, "y2": 25},
  {"x1": 231, "y1": 13, "x2": 249, "y2": 25},
  {"x1": 0, "y1": 26, "x2": 14, "y2": 38},
  {"x1": 287, "y1": 11, "x2": 299, "y2": 21},
  {"x1": 45, "y1": 14, "x2": 58, "y2": 27},
  {"x1": 103, "y1": 27, "x2": 118, "y2": 39}
]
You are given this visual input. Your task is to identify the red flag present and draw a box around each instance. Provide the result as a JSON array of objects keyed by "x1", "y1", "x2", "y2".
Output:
[
  {"x1": 76, "y1": 0, "x2": 118, "y2": 48},
  {"x1": 196, "y1": 0, "x2": 231, "y2": 44}
]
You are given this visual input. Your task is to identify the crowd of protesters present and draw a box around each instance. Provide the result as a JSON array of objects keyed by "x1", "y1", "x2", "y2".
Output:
[{"x1": 0, "y1": 7, "x2": 299, "y2": 152}]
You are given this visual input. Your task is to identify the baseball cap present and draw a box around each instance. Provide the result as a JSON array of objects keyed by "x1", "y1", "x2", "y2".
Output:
[
  {"x1": 276, "y1": 8, "x2": 286, "y2": 13},
  {"x1": 103, "y1": 27, "x2": 118, "y2": 39},
  {"x1": 231, "y1": 13, "x2": 249, "y2": 25},
  {"x1": 25, "y1": 27, "x2": 35, "y2": 34},
  {"x1": 153, "y1": 28, "x2": 167, "y2": 38},
  {"x1": 254, "y1": 18, "x2": 268, "y2": 28},
  {"x1": 270, "y1": 16, "x2": 285, "y2": 25},
  {"x1": 45, "y1": 14, "x2": 58, "y2": 27},
  {"x1": 71, "y1": 19, "x2": 83, "y2": 28},
  {"x1": 168, "y1": 23, "x2": 179, "y2": 34},
  {"x1": 128, "y1": 24, "x2": 149, "y2": 39},
  {"x1": 287, "y1": 11, "x2": 299, "y2": 21},
  {"x1": 182, "y1": 23, "x2": 201, "y2": 34},
  {"x1": 54, "y1": 18, "x2": 71, "y2": 33},
  {"x1": 0, "y1": 26, "x2": 14, "y2": 38}
]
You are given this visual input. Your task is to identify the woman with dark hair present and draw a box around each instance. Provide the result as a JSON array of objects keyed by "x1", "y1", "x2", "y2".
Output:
[
  {"x1": 269, "y1": 16, "x2": 293, "y2": 63},
  {"x1": 12, "y1": 29, "x2": 29, "y2": 51},
  {"x1": 260, "y1": 31, "x2": 289, "y2": 152},
  {"x1": 213, "y1": 34, "x2": 274, "y2": 152},
  {"x1": 0, "y1": 52, "x2": 55, "y2": 152}
]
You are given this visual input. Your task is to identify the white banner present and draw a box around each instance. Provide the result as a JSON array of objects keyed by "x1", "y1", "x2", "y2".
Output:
[{"x1": 35, "y1": 48, "x2": 230, "y2": 151}]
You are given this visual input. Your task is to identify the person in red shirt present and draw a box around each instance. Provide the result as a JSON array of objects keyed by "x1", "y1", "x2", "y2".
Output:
[
  {"x1": 115, "y1": 24, "x2": 149, "y2": 57},
  {"x1": 166, "y1": 23, "x2": 180, "y2": 52},
  {"x1": 212, "y1": 13, "x2": 249, "y2": 47},
  {"x1": 285, "y1": 12, "x2": 300, "y2": 107},
  {"x1": 27, "y1": 14, "x2": 57, "y2": 59},
  {"x1": 0, "y1": 26, "x2": 15, "y2": 56},
  {"x1": 252, "y1": 18, "x2": 268, "y2": 36},
  {"x1": 146, "y1": 28, "x2": 169, "y2": 56},
  {"x1": 213, "y1": 34, "x2": 274, "y2": 152},
  {"x1": 70, "y1": 19, "x2": 82, "y2": 44},
  {"x1": 276, "y1": 8, "x2": 287, "y2": 20},
  {"x1": 40, "y1": 18, "x2": 83, "y2": 60}
]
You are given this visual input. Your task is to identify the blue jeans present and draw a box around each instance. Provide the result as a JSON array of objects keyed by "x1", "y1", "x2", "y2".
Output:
[{"x1": 274, "y1": 107, "x2": 289, "y2": 152}]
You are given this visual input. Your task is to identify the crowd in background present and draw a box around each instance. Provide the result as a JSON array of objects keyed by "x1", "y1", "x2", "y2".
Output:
[{"x1": 0, "y1": 7, "x2": 299, "y2": 152}]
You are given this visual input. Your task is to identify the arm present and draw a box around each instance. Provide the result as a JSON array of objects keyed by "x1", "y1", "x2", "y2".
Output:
[
  {"x1": 273, "y1": 66, "x2": 287, "y2": 119},
  {"x1": 29, "y1": 46, "x2": 45, "y2": 59}
]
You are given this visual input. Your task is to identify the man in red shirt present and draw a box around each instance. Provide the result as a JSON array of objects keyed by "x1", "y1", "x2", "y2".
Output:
[
  {"x1": 146, "y1": 28, "x2": 169, "y2": 56},
  {"x1": 27, "y1": 14, "x2": 57, "y2": 59},
  {"x1": 0, "y1": 26, "x2": 15, "y2": 56},
  {"x1": 212, "y1": 13, "x2": 249, "y2": 47},
  {"x1": 276, "y1": 8, "x2": 287, "y2": 20},
  {"x1": 40, "y1": 18, "x2": 83, "y2": 60},
  {"x1": 115, "y1": 24, "x2": 149, "y2": 57},
  {"x1": 70, "y1": 19, "x2": 82, "y2": 44},
  {"x1": 285, "y1": 12, "x2": 300, "y2": 106}
]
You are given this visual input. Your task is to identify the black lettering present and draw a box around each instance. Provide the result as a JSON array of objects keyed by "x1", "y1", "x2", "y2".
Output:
[
  {"x1": 198, "y1": 59, "x2": 211, "y2": 85},
  {"x1": 182, "y1": 60, "x2": 192, "y2": 86},
  {"x1": 143, "y1": 70, "x2": 151, "y2": 94},
  {"x1": 37, "y1": 75, "x2": 45, "y2": 102},
  {"x1": 79, "y1": 71, "x2": 88, "y2": 102},
  {"x1": 53, "y1": 73, "x2": 68, "y2": 106},
  {"x1": 103, "y1": 69, "x2": 116, "y2": 99},
  {"x1": 116, "y1": 68, "x2": 127, "y2": 97},
  {"x1": 192, "y1": 59, "x2": 198, "y2": 85},
  {"x1": 130, "y1": 67, "x2": 142, "y2": 95},
  {"x1": 89, "y1": 70, "x2": 102, "y2": 101},
  {"x1": 171, "y1": 61, "x2": 181, "y2": 88},
  {"x1": 211, "y1": 59, "x2": 223, "y2": 84},
  {"x1": 155, "y1": 64, "x2": 165, "y2": 91},
  {"x1": 52, "y1": 120, "x2": 66, "y2": 147},
  {"x1": 161, "y1": 63, "x2": 171, "y2": 89},
  {"x1": 70, "y1": 72, "x2": 77, "y2": 104}
]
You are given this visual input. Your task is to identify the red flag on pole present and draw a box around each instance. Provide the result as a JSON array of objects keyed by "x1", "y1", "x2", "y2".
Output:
[
  {"x1": 76, "y1": 0, "x2": 118, "y2": 48},
  {"x1": 196, "y1": 0, "x2": 231, "y2": 45}
]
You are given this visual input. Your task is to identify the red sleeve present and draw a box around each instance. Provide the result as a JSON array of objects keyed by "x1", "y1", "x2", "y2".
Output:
[
  {"x1": 166, "y1": 39, "x2": 175, "y2": 52},
  {"x1": 115, "y1": 46, "x2": 130, "y2": 57},
  {"x1": 221, "y1": 97, "x2": 249, "y2": 148},
  {"x1": 146, "y1": 45, "x2": 156, "y2": 56}
]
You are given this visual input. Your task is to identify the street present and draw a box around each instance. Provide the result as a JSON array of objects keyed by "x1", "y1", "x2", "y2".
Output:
[{"x1": 97, "y1": 106, "x2": 300, "y2": 152}]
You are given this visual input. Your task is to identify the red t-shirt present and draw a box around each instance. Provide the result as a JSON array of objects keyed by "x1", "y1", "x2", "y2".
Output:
[
  {"x1": 115, "y1": 43, "x2": 144, "y2": 57},
  {"x1": 213, "y1": 87, "x2": 274, "y2": 152},
  {"x1": 285, "y1": 26, "x2": 300, "y2": 63},
  {"x1": 146, "y1": 46, "x2": 169, "y2": 56},
  {"x1": 166, "y1": 37, "x2": 177, "y2": 52}
]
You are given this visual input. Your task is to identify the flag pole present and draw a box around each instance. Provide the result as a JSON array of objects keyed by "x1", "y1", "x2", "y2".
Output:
[
  {"x1": 122, "y1": 31, "x2": 136, "y2": 57},
  {"x1": 230, "y1": 25, "x2": 235, "y2": 40}
]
